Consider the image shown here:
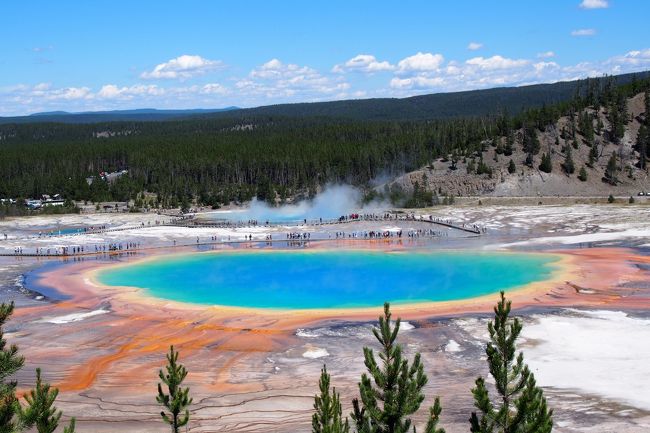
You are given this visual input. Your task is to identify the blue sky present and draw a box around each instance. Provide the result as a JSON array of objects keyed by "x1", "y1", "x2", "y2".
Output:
[{"x1": 1, "y1": 0, "x2": 649, "y2": 115}]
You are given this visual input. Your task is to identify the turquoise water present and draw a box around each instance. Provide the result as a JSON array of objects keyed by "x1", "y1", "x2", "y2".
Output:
[{"x1": 97, "y1": 250, "x2": 559, "y2": 309}]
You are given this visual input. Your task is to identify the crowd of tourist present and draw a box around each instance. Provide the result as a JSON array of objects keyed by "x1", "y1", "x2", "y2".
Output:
[{"x1": 2, "y1": 211, "x2": 485, "y2": 257}]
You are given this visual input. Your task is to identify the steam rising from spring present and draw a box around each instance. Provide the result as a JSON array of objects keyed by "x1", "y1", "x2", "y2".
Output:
[{"x1": 214, "y1": 185, "x2": 389, "y2": 223}]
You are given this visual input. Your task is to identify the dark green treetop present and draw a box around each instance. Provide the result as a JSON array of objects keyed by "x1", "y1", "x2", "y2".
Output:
[
  {"x1": 352, "y1": 303, "x2": 444, "y2": 433},
  {"x1": 313, "y1": 365, "x2": 350, "y2": 433},
  {"x1": 469, "y1": 292, "x2": 553, "y2": 433},
  {"x1": 157, "y1": 345, "x2": 192, "y2": 433},
  {"x1": 18, "y1": 368, "x2": 75, "y2": 433},
  {"x1": 0, "y1": 302, "x2": 25, "y2": 433}
]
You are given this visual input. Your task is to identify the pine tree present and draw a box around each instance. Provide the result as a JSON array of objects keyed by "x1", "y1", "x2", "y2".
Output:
[
  {"x1": 563, "y1": 145, "x2": 575, "y2": 174},
  {"x1": 157, "y1": 346, "x2": 192, "y2": 433},
  {"x1": 352, "y1": 303, "x2": 444, "y2": 433},
  {"x1": 578, "y1": 166, "x2": 588, "y2": 182},
  {"x1": 312, "y1": 366, "x2": 349, "y2": 433},
  {"x1": 523, "y1": 128, "x2": 540, "y2": 155},
  {"x1": 18, "y1": 368, "x2": 75, "y2": 433},
  {"x1": 539, "y1": 153, "x2": 552, "y2": 173},
  {"x1": 507, "y1": 159, "x2": 516, "y2": 174},
  {"x1": 524, "y1": 153, "x2": 534, "y2": 168},
  {"x1": 0, "y1": 302, "x2": 24, "y2": 433},
  {"x1": 504, "y1": 133, "x2": 514, "y2": 156},
  {"x1": 588, "y1": 143, "x2": 598, "y2": 167},
  {"x1": 469, "y1": 292, "x2": 553, "y2": 433},
  {"x1": 636, "y1": 124, "x2": 648, "y2": 170},
  {"x1": 605, "y1": 153, "x2": 618, "y2": 184}
]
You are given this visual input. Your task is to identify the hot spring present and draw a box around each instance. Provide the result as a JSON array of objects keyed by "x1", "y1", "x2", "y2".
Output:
[{"x1": 96, "y1": 250, "x2": 559, "y2": 309}]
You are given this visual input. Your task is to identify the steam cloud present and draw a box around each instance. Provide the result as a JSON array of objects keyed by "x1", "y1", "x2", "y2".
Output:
[{"x1": 217, "y1": 184, "x2": 389, "y2": 222}]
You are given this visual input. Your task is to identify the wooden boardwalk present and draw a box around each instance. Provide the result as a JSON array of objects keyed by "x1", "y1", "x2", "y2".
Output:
[
  {"x1": 181, "y1": 214, "x2": 482, "y2": 235},
  {"x1": 0, "y1": 213, "x2": 482, "y2": 257}
]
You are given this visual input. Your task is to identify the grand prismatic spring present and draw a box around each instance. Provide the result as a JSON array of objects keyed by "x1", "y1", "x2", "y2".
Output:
[
  {"x1": 96, "y1": 250, "x2": 559, "y2": 309},
  {"x1": 2, "y1": 205, "x2": 650, "y2": 433}
]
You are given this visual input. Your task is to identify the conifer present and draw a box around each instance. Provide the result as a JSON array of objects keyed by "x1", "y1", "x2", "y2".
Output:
[
  {"x1": 578, "y1": 166, "x2": 588, "y2": 182},
  {"x1": 588, "y1": 143, "x2": 599, "y2": 167},
  {"x1": 312, "y1": 366, "x2": 349, "y2": 433},
  {"x1": 157, "y1": 346, "x2": 192, "y2": 433},
  {"x1": 0, "y1": 302, "x2": 24, "y2": 433},
  {"x1": 539, "y1": 153, "x2": 552, "y2": 173},
  {"x1": 606, "y1": 153, "x2": 618, "y2": 184},
  {"x1": 19, "y1": 368, "x2": 75, "y2": 433},
  {"x1": 563, "y1": 145, "x2": 575, "y2": 174},
  {"x1": 469, "y1": 292, "x2": 553, "y2": 433},
  {"x1": 351, "y1": 303, "x2": 444, "y2": 433}
]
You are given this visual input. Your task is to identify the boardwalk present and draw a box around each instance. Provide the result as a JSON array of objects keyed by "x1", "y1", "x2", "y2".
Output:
[
  {"x1": 180, "y1": 212, "x2": 483, "y2": 235},
  {"x1": 0, "y1": 212, "x2": 483, "y2": 257}
]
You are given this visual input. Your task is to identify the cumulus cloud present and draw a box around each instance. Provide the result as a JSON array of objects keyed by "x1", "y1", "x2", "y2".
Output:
[
  {"x1": 140, "y1": 55, "x2": 223, "y2": 80},
  {"x1": 579, "y1": 0, "x2": 608, "y2": 9},
  {"x1": 388, "y1": 47, "x2": 650, "y2": 93},
  {"x1": 250, "y1": 58, "x2": 315, "y2": 79},
  {"x1": 239, "y1": 59, "x2": 349, "y2": 101},
  {"x1": 397, "y1": 52, "x2": 444, "y2": 72},
  {"x1": 390, "y1": 76, "x2": 446, "y2": 89},
  {"x1": 201, "y1": 83, "x2": 229, "y2": 94},
  {"x1": 4, "y1": 46, "x2": 650, "y2": 116},
  {"x1": 537, "y1": 51, "x2": 556, "y2": 58},
  {"x1": 332, "y1": 54, "x2": 394, "y2": 73},
  {"x1": 467, "y1": 42, "x2": 483, "y2": 51},
  {"x1": 466, "y1": 55, "x2": 528, "y2": 70},
  {"x1": 48, "y1": 87, "x2": 93, "y2": 100},
  {"x1": 571, "y1": 28, "x2": 596, "y2": 37},
  {"x1": 97, "y1": 84, "x2": 164, "y2": 99}
]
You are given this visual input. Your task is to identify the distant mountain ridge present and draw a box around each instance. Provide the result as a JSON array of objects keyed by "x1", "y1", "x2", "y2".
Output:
[
  {"x1": 0, "y1": 107, "x2": 239, "y2": 124},
  {"x1": 213, "y1": 71, "x2": 650, "y2": 121},
  {"x1": 2, "y1": 71, "x2": 650, "y2": 124}
]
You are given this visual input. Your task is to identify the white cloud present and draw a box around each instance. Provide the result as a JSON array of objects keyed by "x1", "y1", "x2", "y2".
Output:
[
  {"x1": 388, "y1": 47, "x2": 650, "y2": 94},
  {"x1": 571, "y1": 29, "x2": 596, "y2": 37},
  {"x1": 466, "y1": 55, "x2": 528, "y2": 70},
  {"x1": 579, "y1": 0, "x2": 608, "y2": 9},
  {"x1": 250, "y1": 58, "x2": 314, "y2": 79},
  {"x1": 32, "y1": 83, "x2": 51, "y2": 93},
  {"x1": 4, "y1": 46, "x2": 650, "y2": 116},
  {"x1": 46, "y1": 87, "x2": 93, "y2": 100},
  {"x1": 140, "y1": 55, "x2": 223, "y2": 80},
  {"x1": 238, "y1": 59, "x2": 349, "y2": 102},
  {"x1": 537, "y1": 51, "x2": 556, "y2": 58},
  {"x1": 332, "y1": 54, "x2": 394, "y2": 73},
  {"x1": 397, "y1": 52, "x2": 444, "y2": 72},
  {"x1": 97, "y1": 84, "x2": 164, "y2": 99},
  {"x1": 390, "y1": 76, "x2": 446, "y2": 89},
  {"x1": 533, "y1": 61, "x2": 560, "y2": 74},
  {"x1": 201, "y1": 83, "x2": 229, "y2": 95},
  {"x1": 467, "y1": 42, "x2": 483, "y2": 51}
]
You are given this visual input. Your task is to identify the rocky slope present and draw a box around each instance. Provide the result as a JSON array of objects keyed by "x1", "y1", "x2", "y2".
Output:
[{"x1": 384, "y1": 92, "x2": 649, "y2": 197}]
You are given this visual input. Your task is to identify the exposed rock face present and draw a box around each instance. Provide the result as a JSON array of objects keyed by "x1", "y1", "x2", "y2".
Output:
[
  {"x1": 383, "y1": 92, "x2": 650, "y2": 197},
  {"x1": 389, "y1": 168, "x2": 500, "y2": 196}
]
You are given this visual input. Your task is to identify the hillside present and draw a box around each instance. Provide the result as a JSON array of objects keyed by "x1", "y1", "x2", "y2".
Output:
[
  {"x1": 384, "y1": 92, "x2": 650, "y2": 198},
  {"x1": 210, "y1": 72, "x2": 650, "y2": 121}
]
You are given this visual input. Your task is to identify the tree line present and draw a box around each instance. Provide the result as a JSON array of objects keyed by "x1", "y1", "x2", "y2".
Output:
[{"x1": 0, "y1": 75, "x2": 648, "y2": 209}]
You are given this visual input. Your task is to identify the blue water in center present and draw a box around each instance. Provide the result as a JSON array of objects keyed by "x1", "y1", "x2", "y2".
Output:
[{"x1": 97, "y1": 250, "x2": 558, "y2": 309}]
